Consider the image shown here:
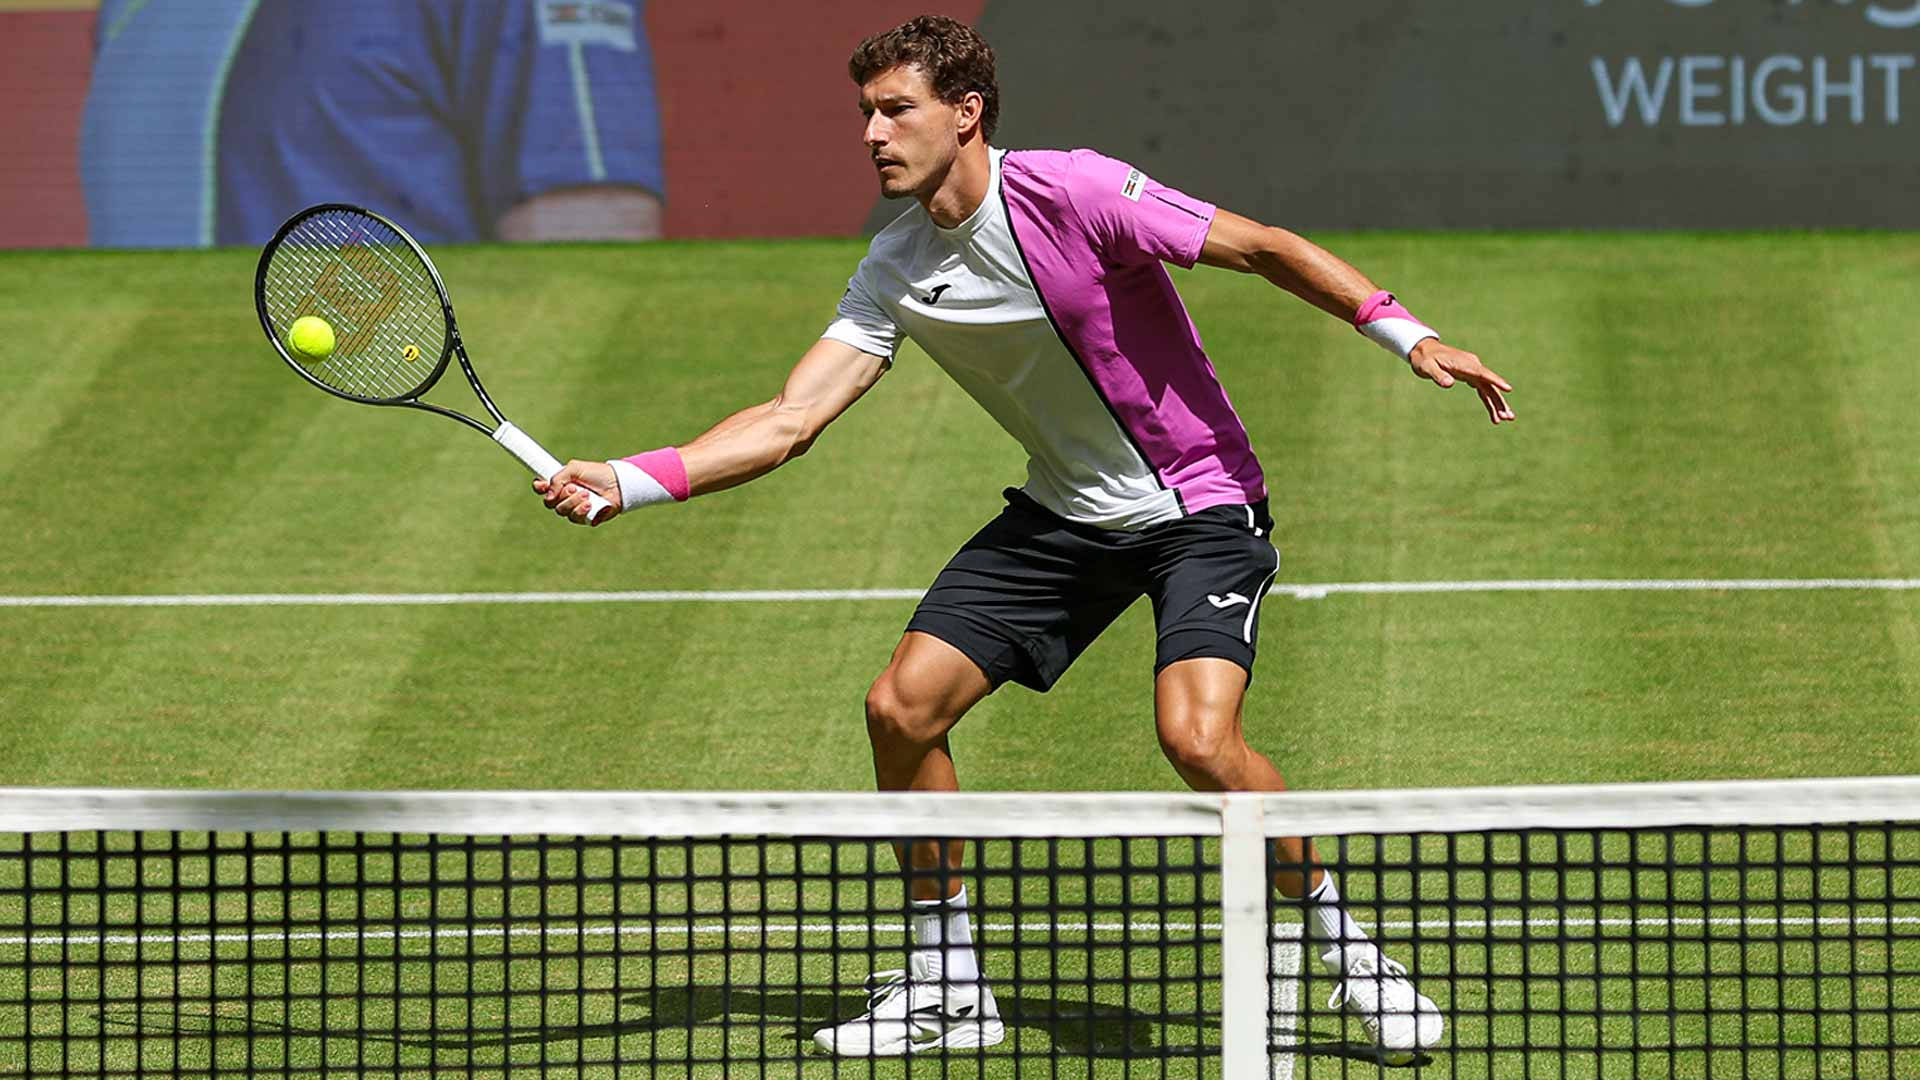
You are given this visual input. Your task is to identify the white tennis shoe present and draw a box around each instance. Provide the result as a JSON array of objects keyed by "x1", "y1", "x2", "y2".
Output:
[
  {"x1": 1322, "y1": 946, "x2": 1444, "y2": 1064},
  {"x1": 812, "y1": 954, "x2": 1005, "y2": 1056}
]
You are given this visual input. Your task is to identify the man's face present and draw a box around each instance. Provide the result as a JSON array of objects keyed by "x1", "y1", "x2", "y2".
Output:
[{"x1": 859, "y1": 65, "x2": 962, "y2": 200}]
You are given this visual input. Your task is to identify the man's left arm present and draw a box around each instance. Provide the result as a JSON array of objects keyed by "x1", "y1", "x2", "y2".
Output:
[{"x1": 1198, "y1": 209, "x2": 1515, "y2": 425}]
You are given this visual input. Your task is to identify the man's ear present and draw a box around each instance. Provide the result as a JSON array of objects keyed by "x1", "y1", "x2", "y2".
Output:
[{"x1": 956, "y1": 91, "x2": 985, "y2": 138}]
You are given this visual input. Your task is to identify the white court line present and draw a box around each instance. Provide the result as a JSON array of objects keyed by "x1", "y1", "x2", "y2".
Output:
[
  {"x1": 4, "y1": 579, "x2": 1920, "y2": 608},
  {"x1": 1284, "y1": 578, "x2": 1920, "y2": 600},
  {"x1": 0, "y1": 589, "x2": 925, "y2": 609},
  {"x1": 5, "y1": 913, "x2": 1916, "y2": 949}
]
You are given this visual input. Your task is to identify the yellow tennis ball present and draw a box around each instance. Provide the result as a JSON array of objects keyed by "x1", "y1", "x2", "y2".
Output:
[{"x1": 287, "y1": 315, "x2": 336, "y2": 361}]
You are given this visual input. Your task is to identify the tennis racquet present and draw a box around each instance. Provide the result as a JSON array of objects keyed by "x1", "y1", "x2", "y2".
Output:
[{"x1": 255, "y1": 203, "x2": 613, "y2": 524}]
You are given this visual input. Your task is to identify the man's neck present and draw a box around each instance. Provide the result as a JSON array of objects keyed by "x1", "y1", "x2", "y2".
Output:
[{"x1": 919, "y1": 141, "x2": 993, "y2": 229}]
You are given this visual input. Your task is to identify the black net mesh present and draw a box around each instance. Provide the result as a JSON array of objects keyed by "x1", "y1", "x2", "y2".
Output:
[
  {"x1": 1273, "y1": 823, "x2": 1920, "y2": 1078},
  {"x1": 0, "y1": 830, "x2": 1220, "y2": 1078},
  {"x1": 2, "y1": 794, "x2": 1915, "y2": 1078}
]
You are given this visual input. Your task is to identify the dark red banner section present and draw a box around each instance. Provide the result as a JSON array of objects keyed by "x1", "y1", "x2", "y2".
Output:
[
  {"x1": 0, "y1": 12, "x2": 94, "y2": 248},
  {"x1": 647, "y1": 2, "x2": 986, "y2": 239}
]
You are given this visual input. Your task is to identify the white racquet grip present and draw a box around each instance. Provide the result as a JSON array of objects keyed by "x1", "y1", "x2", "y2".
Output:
[{"x1": 491, "y1": 421, "x2": 615, "y2": 525}]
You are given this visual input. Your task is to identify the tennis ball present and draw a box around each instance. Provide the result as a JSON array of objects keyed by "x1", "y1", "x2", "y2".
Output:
[{"x1": 287, "y1": 316, "x2": 336, "y2": 361}]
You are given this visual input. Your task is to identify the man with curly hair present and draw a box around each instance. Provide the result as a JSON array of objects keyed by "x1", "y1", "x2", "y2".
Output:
[{"x1": 540, "y1": 14, "x2": 1513, "y2": 1060}]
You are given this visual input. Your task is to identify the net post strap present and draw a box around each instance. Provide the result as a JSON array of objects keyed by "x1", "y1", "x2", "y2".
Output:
[{"x1": 1220, "y1": 794, "x2": 1274, "y2": 1080}]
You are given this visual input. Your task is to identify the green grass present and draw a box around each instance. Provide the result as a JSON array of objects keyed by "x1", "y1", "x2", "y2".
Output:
[
  {"x1": 3, "y1": 234, "x2": 1919, "y2": 791},
  {"x1": 1, "y1": 234, "x2": 1919, "y2": 1076}
]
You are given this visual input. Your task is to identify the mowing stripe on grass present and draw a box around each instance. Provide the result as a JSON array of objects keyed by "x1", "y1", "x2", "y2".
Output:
[
  {"x1": 4, "y1": 578, "x2": 1920, "y2": 608},
  {"x1": 8, "y1": 912, "x2": 1915, "y2": 949}
]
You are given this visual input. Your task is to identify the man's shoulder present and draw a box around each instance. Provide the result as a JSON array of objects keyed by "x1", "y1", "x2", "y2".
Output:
[
  {"x1": 1001, "y1": 147, "x2": 1132, "y2": 178},
  {"x1": 1001, "y1": 147, "x2": 1142, "y2": 208}
]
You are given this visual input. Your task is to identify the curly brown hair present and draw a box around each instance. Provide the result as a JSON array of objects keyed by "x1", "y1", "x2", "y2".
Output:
[{"x1": 848, "y1": 15, "x2": 1000, "y2": 141}]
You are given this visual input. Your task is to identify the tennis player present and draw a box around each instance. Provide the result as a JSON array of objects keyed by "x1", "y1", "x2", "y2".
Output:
[{"x1": 539, "y1": 15, "x2": 1513, "y2": 1060}]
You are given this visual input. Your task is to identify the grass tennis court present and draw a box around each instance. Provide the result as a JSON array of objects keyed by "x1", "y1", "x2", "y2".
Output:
[
  {"x1": 2, "y1": 233, "x2": 1918, "y2": 792},
  {"x1": 1, "y1": 234, "x2": 1918, "y2": 1076}
]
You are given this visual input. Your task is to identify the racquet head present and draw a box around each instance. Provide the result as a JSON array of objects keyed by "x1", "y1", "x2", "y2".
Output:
[{"x1": 255, "y1": 205, "x2": 454, "y2": 404}]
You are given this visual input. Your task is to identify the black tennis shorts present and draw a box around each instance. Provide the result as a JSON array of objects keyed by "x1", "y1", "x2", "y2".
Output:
[{"x1": 906, "y1": 489, "x2": 1280, "y2": 692}]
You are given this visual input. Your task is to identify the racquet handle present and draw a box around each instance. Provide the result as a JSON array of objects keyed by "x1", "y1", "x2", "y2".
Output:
[{"x1": 491, "y1": 421, "x2": 615, "y2": 526}]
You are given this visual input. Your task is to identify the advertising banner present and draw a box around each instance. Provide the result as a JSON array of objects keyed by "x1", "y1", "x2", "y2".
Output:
[
  {"x1": 3, "y1": 1, "x2": 1917, "y2": 248},
  {"x1": 970, "y1": 0, "x2": 1920, "y2": 231}
]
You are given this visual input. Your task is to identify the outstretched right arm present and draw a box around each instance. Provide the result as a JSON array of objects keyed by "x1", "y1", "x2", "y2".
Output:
[{"x1": 536, "y1": 337, "x2": 891, "y2": 525}]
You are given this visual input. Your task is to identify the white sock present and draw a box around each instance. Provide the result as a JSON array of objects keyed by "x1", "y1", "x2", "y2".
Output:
[
  {"x1": 910, "y1": 886, "x2": 981, "y2": 984},
  {"x1": 1305, "y1": 873, "x2": 1373, "y2": 971}
]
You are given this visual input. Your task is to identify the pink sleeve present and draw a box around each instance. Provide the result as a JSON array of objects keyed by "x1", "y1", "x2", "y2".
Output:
[{"x1": 1063, "y1": 150, "x2": 1216, "y2": 269}]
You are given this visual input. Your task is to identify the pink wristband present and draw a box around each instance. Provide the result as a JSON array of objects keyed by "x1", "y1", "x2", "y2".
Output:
[
  {"x1": 1353, "y1": 290, "x2": 1439, "y2": 359},
  {"x1": 1361, "y1": 289, "x2": 1432, "y2": 326},
  {"x1": 622, "y1": 447, "x2": 690, "y2": 502}
]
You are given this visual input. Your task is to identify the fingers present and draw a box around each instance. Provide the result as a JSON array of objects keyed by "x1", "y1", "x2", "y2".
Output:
[
  {"x1": 1466, "y1": 360, "x2": 1514, "y2": 395},
  {"x1": 546, "y1": 482, "x2": 608, "y2": 525},
  {"x1": 1411, "y1": 343, "x2": 1515, "y2": 424},
  {"x1": 1463, "y1": 359, "x2": 1516, "y2": 424},
  {"x1": 1453, "y1": 354, "x2": 1515, "y2": 397},
  {"x1": 1410, "y1": 352, "x2": 1454, "y2": 388},
  {"x1": 535, "y1": 459, "x2": 617, "y2": 526},
  {"x1": 1483, "y1": 384, "x2": 1516, "y2": 424}
]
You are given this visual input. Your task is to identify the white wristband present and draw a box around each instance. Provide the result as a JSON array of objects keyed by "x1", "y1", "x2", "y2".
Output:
[
  {"x1": 1353, "y1": 290, "x2": 1439, "y2": 360},
  {"x1": 1361, "y1": 317, "x2": 1440, "y2": 360},
  {"x1": 608, "y1": 459, "x2": 675, "y2": 511}
]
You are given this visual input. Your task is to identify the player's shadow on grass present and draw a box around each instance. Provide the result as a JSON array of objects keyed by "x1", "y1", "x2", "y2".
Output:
[
  {"x1": 99, "y1": 993, "x2": 1427, "y2": 1066},
  {"x1": 598, "y1": 987, "x2": 1397, "y2": 1061},
  {"x1": 459, "y1": 987, "x2": 1199, "y2": 1058},
  {"x1": 1271, "y1": 1024, "x2": 1437, "y2": 1070}
]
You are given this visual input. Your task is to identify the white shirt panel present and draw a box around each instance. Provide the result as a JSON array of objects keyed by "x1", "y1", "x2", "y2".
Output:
[{"x1": 823, "y1": 149, "x2": 1181, "y2": 530}]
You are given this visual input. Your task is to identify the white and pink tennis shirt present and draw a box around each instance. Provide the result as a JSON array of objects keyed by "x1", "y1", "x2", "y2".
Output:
[{"x1": 824, "y1": 148, "x2": 1268, "y2": 532}]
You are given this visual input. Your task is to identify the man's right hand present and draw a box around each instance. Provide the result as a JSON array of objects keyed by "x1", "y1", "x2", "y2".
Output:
[
  {"x1": 535, "y1": 460, "x2": 623, "y2": 526},
  {"x1": 1408, "y1": 339, "x2": 1516, "y2": 425}
]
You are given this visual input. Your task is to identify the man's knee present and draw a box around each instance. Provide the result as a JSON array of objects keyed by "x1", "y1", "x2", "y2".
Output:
[
  {"x1": 865, "y1": 671, "x2": 954, "y2": 748},
  {"x1": 865, "y1": 633, "x2": 992, "y2": 749},
  {"x1": 1154, "y1": 657, "x2": 1252, "y2": 778},
  {"x1": 1156, "y1": 714, "x2": 1247, "y2": 777}
]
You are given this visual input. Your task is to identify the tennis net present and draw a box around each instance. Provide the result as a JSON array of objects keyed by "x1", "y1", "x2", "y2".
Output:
[{"x1": 0, "y1": 778, "x2": 1915, "y2": 1078}]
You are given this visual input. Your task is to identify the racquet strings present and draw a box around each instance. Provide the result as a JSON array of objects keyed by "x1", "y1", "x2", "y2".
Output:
[{"x1": 260, "y1": 209, "x2": 449, "y2": 402}]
